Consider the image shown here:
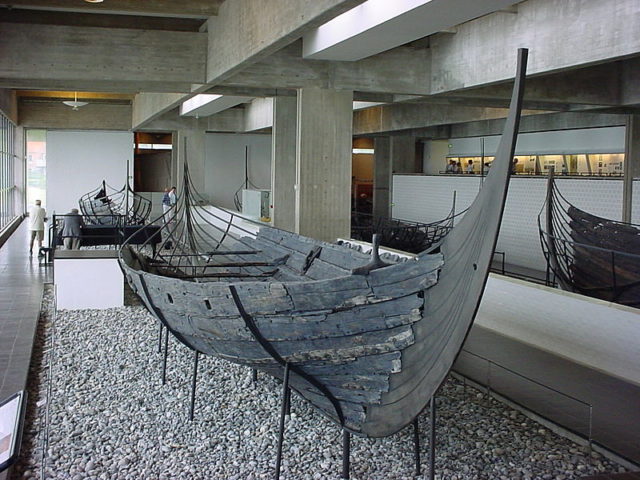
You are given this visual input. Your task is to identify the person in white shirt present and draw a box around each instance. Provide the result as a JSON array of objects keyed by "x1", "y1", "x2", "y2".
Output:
[
  {"x1": 29, "y1": 199, "x2": 47, "y2": 256},
  {"x1": 466, "y1": 159, "x2": 475, "y2": 174}
]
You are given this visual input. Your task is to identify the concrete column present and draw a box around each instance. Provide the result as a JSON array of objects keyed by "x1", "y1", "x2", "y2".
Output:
[
  {"x1": 623, "y1": 115, "x2": 640, "y2": 222},
  {"x1": 372, "y1": 135, "x2": 418, "y2": 221},
  {"x1": 373, "y1": 137, "x2": 391, "y2": 219},
  {"x1": 173, "y1": 127, "x2": 206, "y2": 201},
  {"x1": 271, "y1": 96, "x2": 297, "y2": 232},
  {"x1": 391, "y1": 136, "x2": 418, "y2": 174},
  {"x1": 296, "y1": 87, "x2": 353, "y2": 242}
]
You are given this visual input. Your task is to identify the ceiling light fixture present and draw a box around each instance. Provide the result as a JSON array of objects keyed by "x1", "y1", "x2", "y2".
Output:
[
  {"x1": 63, "y1": 92, "x2": 89, "y2": 111},
  {"x1": 84, "y1": 0, "x2": 104, "y2": 3}
]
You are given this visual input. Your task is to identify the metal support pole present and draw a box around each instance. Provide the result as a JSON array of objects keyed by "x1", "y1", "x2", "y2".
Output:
[
  {"x1": 158, "y1": 324, "x2": 163, "y2": 353},
  {"x1": 285, "y1": 388, "x2": 291, "y2": 416},
  {"x1": 252, "y1": 368, "x2": 258, "y2": 383},
  {"x1": 413, "y1": 417, "x2": 421, "y2": 476},
  {"x1": 429, "y1": 395, "x2": 436, "y2": 480},
  {"x1": 275, "y1": 363, "x2": 291, "y2": 480},
  {"x1": 189, "y1": 350, "x2": 200, "y2": 421},
  {"x1": 161, "y1": 328, "x2": 169, "y2": 385},
  {"x1": 342, "y1": 429, "x2": 351, "y2": 480}
]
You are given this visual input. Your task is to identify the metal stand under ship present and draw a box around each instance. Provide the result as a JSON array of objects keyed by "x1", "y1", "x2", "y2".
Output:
[{"x1": 119, "y1": 49, "x2": 528, "y2": 439}]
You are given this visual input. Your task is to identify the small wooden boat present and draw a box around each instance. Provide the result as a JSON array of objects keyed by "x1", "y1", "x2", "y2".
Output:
[
  {"x1": 539, "y1": 169, "x2": 640, "y2": 307},
  {"x1": 120, "y1": 49, "x2": 528, "y2": 438},
  {"x1": 79, "y1": 179, "x2": 151, "y2": 226}
]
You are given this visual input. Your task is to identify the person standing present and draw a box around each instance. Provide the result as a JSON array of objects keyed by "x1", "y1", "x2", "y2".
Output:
[
  {"x1": 162, "y1": 186, "x2": 177, "y2": 218},
  {"x1": 466, "y1": 159, "x2": 475, "y2": 174},
  {"x1": 29, "y1": 199, "x2": 47, "y2": 256},
  {"x1": 61, "y1": 208, "x2": 84, "y2": 250}
]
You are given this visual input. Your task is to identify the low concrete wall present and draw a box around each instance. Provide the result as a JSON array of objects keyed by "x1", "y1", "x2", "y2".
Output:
[{"x1": 476, "y1": 274, "x2": 640, "y2": 385}]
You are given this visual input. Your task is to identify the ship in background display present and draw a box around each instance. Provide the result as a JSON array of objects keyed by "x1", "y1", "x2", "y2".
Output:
[
  {"x1": 79, "y1": 177, "x2": 151, "y2": 226},
  {"x1": 119, "y1": 49, "x2": 528, "y2": 438},
  {"x1": 539, "y1": 168, "x2": 640, "y2": 307},
  {"x1": 350, "y1": 193, "x2": 461, "y2": 254}
]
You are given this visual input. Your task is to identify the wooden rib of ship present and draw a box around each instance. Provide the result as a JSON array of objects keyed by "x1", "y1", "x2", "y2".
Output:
[
  {"x1": 119, "y1": 50, "x2": 528, "y2": 438},
  {"x1": 539, "y1": 168, "x2": 640, "y2": 307},
  {"x1": 79, "y1": 178, "x2": 151, "y2": 226}
]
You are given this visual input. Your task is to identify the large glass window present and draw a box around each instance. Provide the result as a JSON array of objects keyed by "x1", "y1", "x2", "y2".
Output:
[
  {"x1": 26, "y1": 130, "x2": 47, "y2": 209},
  {"x1": 445, "y1": 153, "x2": 624, "y2": 177},
  {"x1": 0, "y1": 113, "x2": 17, "y2": 232},
  {"x1": 443, "y1": 156, "x2": 495, "y2": 174}
]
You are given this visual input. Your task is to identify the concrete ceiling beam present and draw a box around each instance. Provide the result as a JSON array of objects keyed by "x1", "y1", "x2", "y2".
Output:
[
  {"x1": 205, "y1": 86, "x2": 296, "y2": 98},
  {"x1": 220, "y1": 42, "x2": 431, "y2": 95},
  {"x1": 205, "y1": 0, "x2": 367, "y2": 86},
  {"x1": 353, "y1": 103, "x2": 516, "y2": 136},
  {"x1": 448, "y1": 111, "x2": 627, "y2": 139},
  {"x1": 438, "y1": 63, "x2": 623, "y2": 108},
  {"x1": 0, "y1": 78, "x2": 194, "y2": 94},
  {"x1": 0, "y1": 22, "x2": 207, "y2": 85},
  {"x1": 19, "y1": 101, "x2": 131, "y2": 130},
  {"x1": 0, "y1": 0, "x2": 224, "y2": 18},
  {"x1": 0, "y1": 9, "x2": 204, "y2": 31},
  {"x1": 429, "y1": 0, "x2": 640, "y2": 94},
  {"x1": 132, "y1": 93, "x2": 187, "y2": 131},
  {"x1": 302, "y1": 0, "x2": 520, "y2": 61}
]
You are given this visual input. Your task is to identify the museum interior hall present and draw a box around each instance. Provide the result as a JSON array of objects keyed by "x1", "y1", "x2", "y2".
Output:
[{"x1": 1, "y1": 1, "x2": 640, "y2": 479}]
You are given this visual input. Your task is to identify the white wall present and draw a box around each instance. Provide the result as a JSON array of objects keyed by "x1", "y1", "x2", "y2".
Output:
[
  {"x1": 47, "y1": 131, "x2": 133, "y2": 215},
  {"x1": 204, "y1": 133, "x2": 272, "y2": 210},
  {"x1": 393, "y1": 175, "x2": 626, "y2": 271}
]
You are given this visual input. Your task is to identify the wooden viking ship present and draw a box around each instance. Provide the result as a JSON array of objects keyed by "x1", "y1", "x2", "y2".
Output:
[
  {"x1": 119, "y1": 49, "x2": 528, "y2": 438},
  {"x1": 79, "y1": 179, "x2": 151, "y2": 226},
  {"x1": 539, "y1": 169, "x2": 640, "y2": 307},
  {"x1": 351, "y1": 194, "x2": 461, "y2": 254}
]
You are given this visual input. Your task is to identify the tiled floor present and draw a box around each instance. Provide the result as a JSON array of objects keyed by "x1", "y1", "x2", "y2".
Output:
[{"x1": 0, "y1": 220, "x2": 51, "y2": 401}]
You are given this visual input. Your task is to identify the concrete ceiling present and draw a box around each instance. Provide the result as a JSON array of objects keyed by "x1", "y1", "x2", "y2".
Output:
[
  {"x1": 1, "y1": 0, "x2": 224, "y2": 106},
  {"x1": 2, "y1": 0, "x2": 640, "y2": 134},
  {"x1": 303, "y1": 0, "x2": 520, "y2": 61}
]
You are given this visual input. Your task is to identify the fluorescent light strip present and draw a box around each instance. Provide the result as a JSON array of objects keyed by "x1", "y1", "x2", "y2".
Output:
[{"x1": 138, "y1": 144, "x2": 172, "y2": 150}]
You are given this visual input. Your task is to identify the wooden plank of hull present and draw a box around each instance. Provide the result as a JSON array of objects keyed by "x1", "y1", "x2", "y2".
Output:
[
  {"x1": 567, "y1": 207, "x2": 640, "y2": 253},
  {"x1": 171, "y1": 298, "x2": 422, "y2": 344},
  {"x1": 301, "y1": 352, "x2": 401, "y2": 375},
  {"x1": 181, "y1": 323, "x2": 415, "y2": 364}
]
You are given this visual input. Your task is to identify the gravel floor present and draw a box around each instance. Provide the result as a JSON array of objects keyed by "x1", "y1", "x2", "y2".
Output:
[{"x1": 13, "y1": 288, "x2": 627, "y2": 480}]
